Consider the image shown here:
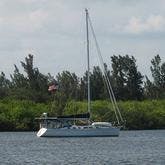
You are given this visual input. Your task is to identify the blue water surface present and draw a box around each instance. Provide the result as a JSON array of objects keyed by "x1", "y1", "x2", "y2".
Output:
[{"x1": 0, "y1": 130, "x2": 165, "y2": 165}]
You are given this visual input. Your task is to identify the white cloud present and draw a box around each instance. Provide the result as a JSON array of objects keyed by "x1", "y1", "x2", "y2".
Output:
[
  {"x1": 0, "y1": 17, "x2": 3, "y2": 24},
  {"x1": 17, "y1": 0, "x2": 46, "y2": 4},
  {"x1": 125, "y1": 15, "x2": 165, "y2": 34},
  {"x1": 0, "y1": 0, "x2": 165, "y2": 79},
  {"x1": 12, "y1": 10, "x2": 49, "y2": 33}
]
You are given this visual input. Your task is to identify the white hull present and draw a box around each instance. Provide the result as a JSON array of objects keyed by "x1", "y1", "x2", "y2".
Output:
[{"x1": 37, "y1": 126, "x2": 120, "y2": 137}]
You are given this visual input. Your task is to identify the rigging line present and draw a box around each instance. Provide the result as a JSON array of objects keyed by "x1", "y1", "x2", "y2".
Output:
[
  {"x1": 102, "y1": 73, "x2": 120, "y2": 124},
  {"x1": 86, "y1": 12, "x2": 119, "y2": 124},
  {"x1": 88, "y1": 19, "x2": 120, "y2": 124},
  {"x1": 88, "y1": 14, "x2": 124, "y2": 123},
  {"x1": 87, "y1": 16, "x2": 115, "y2": 106},
  {"x1": 88, "y1": 18, "x2": 120, "y2": 125}
]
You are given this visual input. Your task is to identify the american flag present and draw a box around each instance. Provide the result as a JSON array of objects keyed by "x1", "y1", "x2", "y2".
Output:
[{"x1": 48, "y1": 84, "x2": 58, "y2": 92}]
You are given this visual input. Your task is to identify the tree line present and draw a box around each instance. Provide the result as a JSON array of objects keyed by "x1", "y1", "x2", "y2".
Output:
[
  {"x1": 0, "y1": 54, "x2": 165, "y2": 131},
  {"x1": 0, "y1": 54, "x2": 164, "y2": 103}
]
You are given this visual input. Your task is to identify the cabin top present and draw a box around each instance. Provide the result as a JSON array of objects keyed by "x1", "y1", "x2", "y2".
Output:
[{"x1": 35, "y1": 112, "x2": 90, "y2": 121}]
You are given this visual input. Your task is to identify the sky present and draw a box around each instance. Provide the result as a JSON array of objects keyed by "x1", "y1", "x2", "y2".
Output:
[{"x1": 0, "y1": 0, "x2": 165, "y2": 79}]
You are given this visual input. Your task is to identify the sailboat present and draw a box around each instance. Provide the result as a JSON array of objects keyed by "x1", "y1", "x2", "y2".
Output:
[{"x1": 36, "y1": 9, "x2": 124, "y2": 137}]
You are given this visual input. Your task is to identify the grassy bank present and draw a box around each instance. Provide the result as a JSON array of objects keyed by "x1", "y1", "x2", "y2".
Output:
[{"x1": 0, "y1": 99, "x2": 165, "y2": 131}]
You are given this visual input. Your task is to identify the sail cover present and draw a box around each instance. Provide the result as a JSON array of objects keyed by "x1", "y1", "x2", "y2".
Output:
[
  {"x1": 35, "y1": 112, "x2": 90, "y2": 121},
  {"x1": 57, "y1": 112, "x2": 90, "y2": 119}
]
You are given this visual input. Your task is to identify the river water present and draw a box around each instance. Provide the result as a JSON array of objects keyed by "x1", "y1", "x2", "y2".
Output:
[{"x1": 0, "y1": 130, "x2": 165, "y2": 165}]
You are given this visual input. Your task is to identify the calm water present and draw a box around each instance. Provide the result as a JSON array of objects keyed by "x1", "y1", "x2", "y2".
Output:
[{"x1": 0, "y1": 130, "x2": 165, "y2": 165}]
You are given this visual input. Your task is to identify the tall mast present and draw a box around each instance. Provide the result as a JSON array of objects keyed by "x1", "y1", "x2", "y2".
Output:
[{"x1": 85, "y1": 9, "x2": 91, "y2": 116}]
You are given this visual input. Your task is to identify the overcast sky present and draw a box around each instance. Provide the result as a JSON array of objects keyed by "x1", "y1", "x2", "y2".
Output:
[{"x1": 0, "y1": 0, "x2": 165, "y2": 79}]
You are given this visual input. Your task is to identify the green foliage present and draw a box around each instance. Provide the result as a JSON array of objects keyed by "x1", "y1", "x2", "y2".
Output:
[
  {"x1": 90, "y1": 66, "x2": 107, "y2": 100},
  {"x1": 0, "y1": 99, "x2": 49, "y2": 131},
  {"x1": 111, "y1": 55, "x2": 143, "y2": 100},
  {"x1": 56, "y1": 71, "x2": 79, "y2": 100},
  {"x1": 0, "y1": 99, "x2": 165, "y2": 131},
  {"x1": 63, "y1": 100, "x2": 165, "y2": 130},
  {"x1": 91, "y1": 100, "x2": 115, "y2": 122},
  {"x1": 64, "y1": 100, "x2": 87, "y2": 115},
  {"x1": 0, "y1": 72, "x2": 10, "y2": 99},
  {"x1": 145, "y1": 55, "x2": 165, "y2": 99},
  {"x1": 118, "y1": 100, "x2": 165, "y2": 129}
]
